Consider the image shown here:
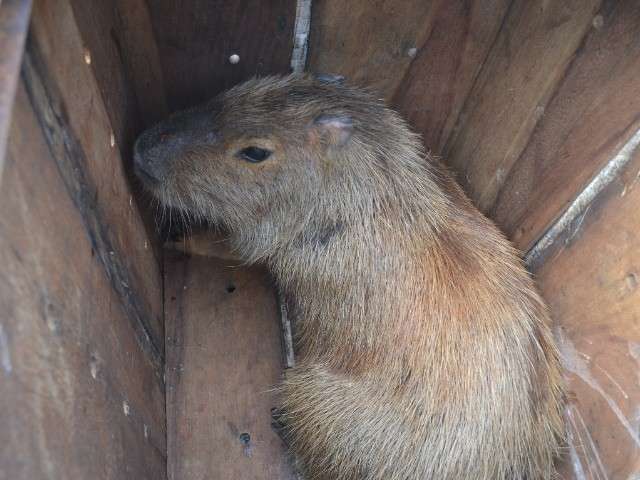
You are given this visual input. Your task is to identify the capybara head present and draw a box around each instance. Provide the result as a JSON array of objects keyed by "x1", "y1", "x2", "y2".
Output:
[{"x1": 134, "y1": 74, "x2": 442, "y2": 259}]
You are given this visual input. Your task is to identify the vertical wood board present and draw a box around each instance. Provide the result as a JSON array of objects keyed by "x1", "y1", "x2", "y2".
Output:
[
  {"x1": 0, "y1": 84, "x2": 166, "y2": 480},
  {"x1": 165, "y1": 253, "x2": 297, "y2": 480}
]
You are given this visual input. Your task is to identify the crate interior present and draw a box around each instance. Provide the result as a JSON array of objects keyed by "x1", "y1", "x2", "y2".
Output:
[{"x1": 1, "y1": 1, "x2": 639, "y2": 479}]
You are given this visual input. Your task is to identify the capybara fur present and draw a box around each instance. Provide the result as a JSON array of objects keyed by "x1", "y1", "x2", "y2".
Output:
[{"x1": 134, "y1": 74, "x2": 565, "y2": 479}]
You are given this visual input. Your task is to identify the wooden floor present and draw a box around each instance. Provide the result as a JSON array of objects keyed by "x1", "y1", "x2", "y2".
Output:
[{"x1": 164, "y1": 252, "x2": 298, "y2": 480}]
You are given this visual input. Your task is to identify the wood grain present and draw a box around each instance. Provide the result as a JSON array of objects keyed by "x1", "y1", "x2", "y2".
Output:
[
  {"x1": 68, "y1": 0, "x2": 168, "y2": 259},
  {"x1": 533, "y1": 145, "x2": 640, "y2": 480},
  {"x1": 69, "y1": 0, "x2": 168, "y2": 141},
  {"x1": 307, "y1": 0, "x2": 441, "y2": 99},
  {"x1": 28, "y1": 0, "x2": 165, "y2": 355},
  {"x1": 0, "y1": 83, "x2": 166, "y2": 480},
  {"x1": 444, "y1": 0, "x2": 601, "y2": 213},
  {"x1": 165, "y1": 253, "x2": 297, "y2": 480},
  {"x1": 493, "y1": 0, "x2": 640, "y2": 252},
  {"x1": 148, "y1": 0, "x2": 295, "y2": 111},
  {"x1": 0, "y1": 0, "x2": 32, "y2": 176},
  {"x1": 392, "y1": 0, "x2": 511, "y2": 155}
]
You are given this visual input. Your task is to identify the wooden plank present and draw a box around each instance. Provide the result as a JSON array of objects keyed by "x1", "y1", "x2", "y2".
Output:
[
  {"x1": 165, "y1": 253, "x2": 297, "y2": 480},
  {"x1": 28, "y1": 0, "x2": 165, "y2": 355},
  {"x1": 392, "y1": 0, "x2": 511, "y2": 154},
  {"x1": 307, "y1": 0, "x2": 441, "y2": 99},
  {"x1": 444, "y1": 0, "x2": 601, "y2": 213},
  {"x1": 0, "y1": 0, "x2": 32, "y2": 176},
  {"x1": 148, "y1": 0, "x2": 296, "y2": 111},
  {"x1": 0, "y1": 83, "x2": 166, "y2": 480},
  {"x1": 532, "y1": 145, "x2": 640, "y2": 479},
  {"x1": 67, "y1": 0, "x2": 168, "y2": 258},
  {"x1": 492, "y1": 0, "x2": 640, "y2": 252},
  {"x1": 69, "y1": 0, "x2": 168, "y2": 142}
]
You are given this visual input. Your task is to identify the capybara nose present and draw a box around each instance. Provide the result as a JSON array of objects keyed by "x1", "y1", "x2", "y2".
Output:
[{"x1": 133, "y1": 129, "x2": 170, "y2": 185}]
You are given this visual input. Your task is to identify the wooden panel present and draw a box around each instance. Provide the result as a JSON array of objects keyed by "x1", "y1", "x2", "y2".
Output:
[
  {"x1": 165, "y1": 253, "x2": 297, "y2": 480},
  {"x1": 0, "y1": 0, "x2": 32, "y2": 175},
  {"x1": 148, "y1": 0, "x2": 296, "y2": 111},
  {"x1": 69, "y1": 0, "x2": 168, "y2": 141},
  {"x1": 392, "y1": 0, "x2": 510, "y2": 154},
  {"x1": 533, "y1": 148, "x2": 640, "y2": 479},
  {"x1": 307, "y1": 0, "x2": 441, "y2": 99},
  {"x1": 28, "y1": 0, "x2": 164, "y2": 355},
  {"x1": 67, "y1": 0, "x2": 168, "y2": 257},
  {"x1": 0, "y1": 84, "x2": 166, "y2": 480},
  {"x1": 493, "y1": 0, "x2": 640, "y2": 252},
  {"x1": 444, "y1": 0, "x2": 600, "y2": 213}
]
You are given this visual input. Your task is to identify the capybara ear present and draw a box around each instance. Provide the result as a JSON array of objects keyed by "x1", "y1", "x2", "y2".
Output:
[
  {"x1": 311, "y1": 114, "x2": 353, "y2": 147},
  {"x1": 315, "y1": 73, "x2": 346, "y2": 85}
]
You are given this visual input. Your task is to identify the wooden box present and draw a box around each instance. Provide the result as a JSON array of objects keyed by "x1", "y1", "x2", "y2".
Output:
[{"x1": 1, "y1": 1, "x2": 639, "y2": 478}]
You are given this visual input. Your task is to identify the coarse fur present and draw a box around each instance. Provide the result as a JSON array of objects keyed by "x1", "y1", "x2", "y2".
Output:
[{"x1": 134, "y1": 74, "x2": 565, "y2": 479}]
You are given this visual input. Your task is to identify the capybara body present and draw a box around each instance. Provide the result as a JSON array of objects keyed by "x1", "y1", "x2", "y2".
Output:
[{"x1": 134, "y1": 75, "x2": 565, "y2": 479}]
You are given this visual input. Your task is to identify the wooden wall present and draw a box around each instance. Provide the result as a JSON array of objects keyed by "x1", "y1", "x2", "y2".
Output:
[
  {"x1": 2, "y1": 1, "x2": 639, "y2": 479},
  {"x1": 0, "y1": 1, "x2": 165, "y2": 478}
]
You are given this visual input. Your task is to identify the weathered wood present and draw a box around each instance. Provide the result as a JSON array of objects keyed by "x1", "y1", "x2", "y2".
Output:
[
  {"x1": 0, "y1": 0, "x2": 32, "y2": 176},
  {"x1": 307, "y1": 0, "x2": 441, "y2": 99},
  {"x1": 28, "y1": 0, "x2": 165, "y2": 356},
  {"x1": 148, "y1": 0, "x2": 296, "y2": 111},
  {"x1": 493, "y1": 0, "x2": 640, "y2": 252},
  {"x1": 392, "y1": 0, "x2": 510, "y2": 155},
  {"x1": 69, "y1": 0, "x2": 168, "y2": 141},
  {"x1": 165, "y1": 252, "x2": 297, "y2": 480},
  {"x1": 444, "y1": 0, "x2": 601, "y2": 213},
  {"x1": 0, "y1": 83, "x2": 166, "y2": 480},
  {"x1": 67, "y1": 0, "x2": 168, "y2": 258},
  {"x1": 533, "y1": 145, "x2": 640, "y2": 480}
]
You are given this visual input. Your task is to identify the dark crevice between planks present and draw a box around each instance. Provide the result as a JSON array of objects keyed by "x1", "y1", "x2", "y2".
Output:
[
  {"x1": 67, "y1": 0, "x2": 169, "y2": 266},
  {"x1": 524, "y1": 126, "x2": 640, "y2": 271},
  {"x1": 437, "y1": 0, "x2": 516, "y2": 154},
  {"x1": 21, "y1": 38, "x2": 165, "y2": 388}
]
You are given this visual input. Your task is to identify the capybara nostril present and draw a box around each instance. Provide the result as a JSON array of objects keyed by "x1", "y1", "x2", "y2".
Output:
[{"x1": 133, "y1": 133, "x2": 165, "y2": 185}]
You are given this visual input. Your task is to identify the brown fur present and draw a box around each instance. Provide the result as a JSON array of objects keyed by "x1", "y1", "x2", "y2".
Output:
[{"x1": 134, "y1": 74, "x2": 565, "y2": 479}]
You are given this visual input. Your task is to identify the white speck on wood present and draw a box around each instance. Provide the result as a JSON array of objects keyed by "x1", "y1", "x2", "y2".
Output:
[
  {"x1": 291, "y1": 0, "x2": 312, "y2": 73},
  {"x1": 229, "y1": 54, "x2": 240, "y2": 65},
  {"x1": 123, "y1": 400, "x2": 130, "y2": 416},
  {"x1": 0, "y1": 324, "x2": 12, "y2": 374},
  {"x1": 526, "y1": 127, "x2": 640, "y2": 267},
  {"x1": 90, "y1": 358, "x2": 99, "y2": 380},
  {"x1": 83, "y1": 49, "x2": 92, "y2": 65},
  {"x1": 592, "y1": 14, "x2": 604, "y2": 29}
]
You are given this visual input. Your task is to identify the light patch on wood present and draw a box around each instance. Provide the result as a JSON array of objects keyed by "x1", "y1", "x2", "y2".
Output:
[
  {"x1": 556, "y1": 328, "x2": 640, "y2": 449},
  {"x1": 526, "y1": 128, "x2": 640, "y2": 267},
  {"x1": 0, "y1": 323, "x2": 12, "y2": 374},
  {"x1": 291, "y1": 0, "x2": 312, "y2": 72},
  {"x1": 278, "y1": 289, "x2": 295, "y2": 368}
]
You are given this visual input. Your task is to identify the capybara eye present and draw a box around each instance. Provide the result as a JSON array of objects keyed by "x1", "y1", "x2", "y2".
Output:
[{"x1": 238, "y1": 146, "x2": 272, "y2": 163}]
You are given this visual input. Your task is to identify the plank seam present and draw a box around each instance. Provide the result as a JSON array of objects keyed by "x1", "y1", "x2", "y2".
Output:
[
  {"x1": 525, "y1": 126, "x2": 640, "y2": 268},
  {"x1": 290, "y1": 0, "x2": 312, "y2": 73},
  {"x1": 21, "y1": 42, "x2": 165, "y2": 383}
]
